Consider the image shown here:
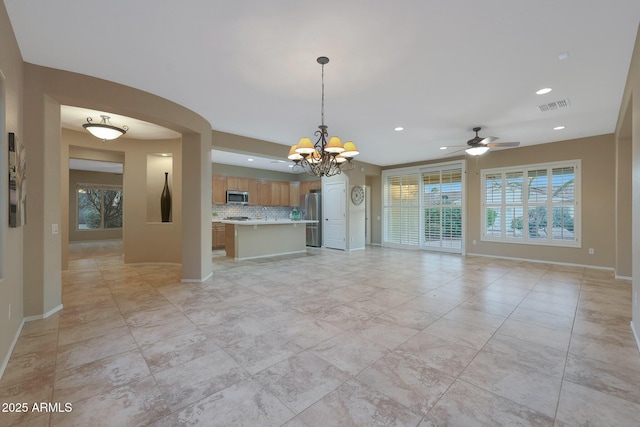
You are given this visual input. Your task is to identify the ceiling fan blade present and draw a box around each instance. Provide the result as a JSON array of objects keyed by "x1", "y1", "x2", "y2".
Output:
[
  {"x1": 486, "y1": 141, "x2": 520, "y2": 147},
  {"x1": 480, "y1": 136, "x2": 498, "y2": 145}
]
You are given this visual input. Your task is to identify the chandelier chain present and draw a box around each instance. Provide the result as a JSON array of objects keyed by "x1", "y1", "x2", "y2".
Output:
[
  {"x1": 321, "y1": 62, "x2": 325, "y2": 126},
  {"x1": 287, "y1": 56, "x2": 359, "y2": 177}
]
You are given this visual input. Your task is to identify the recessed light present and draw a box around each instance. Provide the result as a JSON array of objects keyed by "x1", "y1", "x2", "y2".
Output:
[
  {"x1": 440, "y1": 147, "x2": 447, "y2": 150},
  {"x1": 247, "y1": 158, "x2": 254, "y2": 162},
  {"x1": 394, "y1": 127, "x2": 404, "y2": 131},
  {"x1": 553, "y1": 126, "x2": 565, "y2": 130},
  {"x1": 536, "y1": 88, "x2": 552, "y2": 95}
]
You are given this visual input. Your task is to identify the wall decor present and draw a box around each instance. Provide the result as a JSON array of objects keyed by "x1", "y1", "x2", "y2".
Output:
[
  {"x1": 161, "y1": 172, "x2": 171, "y2": 222},
  {"x1": 8, "y1": 132, "x2": 26, "y2": 227}
]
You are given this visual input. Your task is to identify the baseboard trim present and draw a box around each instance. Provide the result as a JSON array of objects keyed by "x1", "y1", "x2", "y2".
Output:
[
  {"x1": 615, "y1": 274, "x2": 633, "y2": 281},
  {"x1": 182, "y1": 272, "x2": 213, "y2": 283},
  {"x1": 0, "y1": 318, "x2": 26, "y2": 381},
  {"x1": 466, "y1": 252, "x2": 618, "y2": 273},
  {"x1": 23, "y1": 304, "x2": 64, "y2": 322},
  {"x1": 631, "y1": 321, "x2": 640, "y2": 355}
]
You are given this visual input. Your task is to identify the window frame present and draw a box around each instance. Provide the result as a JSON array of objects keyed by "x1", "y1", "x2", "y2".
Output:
[
  {"x1": 382, "y1": 160, "x2": 466, "y2": 254},
  {"x1": 76, "y1": 183, "x2": 124, "y2": 231},
  {"x1": 481, "y1": 160, "x2": 581, "y2": 248}
]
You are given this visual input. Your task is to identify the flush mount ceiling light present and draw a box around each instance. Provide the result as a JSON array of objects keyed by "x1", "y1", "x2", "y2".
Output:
[
  {"x1": 394, "y1": 127, "x2": 404, "y2": 131},
  {"x1": 287, "y1": 56, "x2": 359, "y2": 177},
  {"x1": 554, "y1": 126, "x2": 566, "y2": 130},
  {"x1": 536, "y1": 87, "x2": 553, "y2": 95},
  {"x1": 83, "y1": 115, "x2": 128, "y2": 142}
]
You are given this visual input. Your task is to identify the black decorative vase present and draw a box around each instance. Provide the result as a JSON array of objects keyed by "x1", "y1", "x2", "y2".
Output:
[{"x1": 161, "y1": 172, "x2": 172, "y2": 222}]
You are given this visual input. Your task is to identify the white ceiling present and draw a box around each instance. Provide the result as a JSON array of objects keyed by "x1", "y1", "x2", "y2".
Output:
[
  {"x1": 61, "y1": 106, "x2": 181, "y2": 140},
  {"x1": 6, "y1": 1, "x2": 640, "y2": 167},
  {"x1": 69, "y1": 159, "x2": 123, "y2": 174}
]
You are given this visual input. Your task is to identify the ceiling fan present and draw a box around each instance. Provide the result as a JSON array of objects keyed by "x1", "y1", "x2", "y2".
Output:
[{"x1": 458, "y1": 127, "x2": 520, "y2": 155}]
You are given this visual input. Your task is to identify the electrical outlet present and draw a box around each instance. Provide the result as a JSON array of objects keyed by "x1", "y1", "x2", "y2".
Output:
[
  {"x1": 472, "y1": 240, "x2": 477, "y2": 245},
  {"x1": 52, "y1": 224, "x2": 59, "y2": 235},
  {"x1": 588, "y1": 248, "x2": 594, "y2": 255}
]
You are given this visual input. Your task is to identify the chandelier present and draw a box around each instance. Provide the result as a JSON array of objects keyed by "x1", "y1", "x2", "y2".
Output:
[
  {"x1": 288, "y1": 56, "x2": 359, "y2": 177},
  {"x1": 83, "y1": 115, "x2": 128, "y2": 142}
]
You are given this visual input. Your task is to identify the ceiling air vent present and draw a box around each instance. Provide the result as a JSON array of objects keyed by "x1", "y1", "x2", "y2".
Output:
[{"x1": 538, "y1": 98, "x2": 571, "y2": 112}]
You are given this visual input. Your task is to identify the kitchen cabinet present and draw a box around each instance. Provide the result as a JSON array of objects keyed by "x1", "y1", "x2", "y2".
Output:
[
  {"x1": 226, "y1": 176, "x2": 249, "y2": 191},
  {"x1": 271, "y1": 181, "x2": 289, "y2": 206},
  {"x1": 212, "y1": 175, "x2": 227, "y2": 205},
  {"x1": 259, "y1": 180, "x2": 272, "y2": 206},
  {"x1": 212, "y1": 222, "x2": 226, "y2": 249},
  {"x1": 268, "y1": 181, "x2": 290, "y2": 206},
  {"x1": 300, "y1": 179, "x2": 321, "y2": 195},
  {"x1": 248, "y1": 179, "x2": 260, "y2": 205},
  {"x1": 213, "y1": 174, "x2": 309, "y2": 207},
  {"x1": 289, "y1": 181, "x2": 300, "y2": 207}
]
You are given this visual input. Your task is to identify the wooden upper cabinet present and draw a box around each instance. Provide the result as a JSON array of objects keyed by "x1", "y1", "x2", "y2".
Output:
[
  {"x1": 213, "y1": 174, "x2": 309, "y2": 207},
  {"x1": 289, "y1": 181, "x2": 300, "y2": 207},
  {"x1": 300, "y1": 179, "x2": 321, "y2": 195},
  {"x1": 279, "y1": 182, "x2": 290, "y2": 206},
  {"x1": 268, "y1": 181, "x2": 290, "y2": 207},
  {"x1": 259, "y1": 180, "x2": 272, "y2": 206},
  {"x1": 226, "y1": 177, "x2": 249, "y2": 191},
  {"x1": 248, "y1": 179, "x2": 260, "y2": 205},
  {"x1": 212, "y1": 175, "x2": 227, "y2": 205}
]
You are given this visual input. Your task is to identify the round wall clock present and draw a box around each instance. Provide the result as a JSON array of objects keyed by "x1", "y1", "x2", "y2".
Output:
[{"x1": 351, "y1": 185, "x2": 365, "y2": 205}]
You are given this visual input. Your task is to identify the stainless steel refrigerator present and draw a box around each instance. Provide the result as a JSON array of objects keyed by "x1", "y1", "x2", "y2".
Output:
[{"x1": 301, "y1": 192, "x2": 322, "y2": 247}]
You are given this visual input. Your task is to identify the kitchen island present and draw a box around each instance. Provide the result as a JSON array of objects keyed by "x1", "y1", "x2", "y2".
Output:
[{"x1": 221, "y1": 219, "x2": 318, "y2": 260}]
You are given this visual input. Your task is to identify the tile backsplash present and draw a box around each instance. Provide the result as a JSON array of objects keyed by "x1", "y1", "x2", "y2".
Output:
[{"x1": 211, "y1": 205, "x2": 296, "y2": 220}]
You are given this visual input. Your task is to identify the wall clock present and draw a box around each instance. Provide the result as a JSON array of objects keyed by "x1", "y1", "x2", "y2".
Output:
[{"x1": 351, "y1": 185, "x2": 365, "y2": 205}]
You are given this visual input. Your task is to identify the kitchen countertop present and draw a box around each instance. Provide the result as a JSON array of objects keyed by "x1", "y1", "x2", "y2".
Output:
[{"x1": 220, "y1": 219, "x2": 318, "y2": 225}]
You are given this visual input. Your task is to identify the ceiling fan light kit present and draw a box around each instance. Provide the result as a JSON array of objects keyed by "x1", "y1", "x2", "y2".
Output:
[
  {"x1": 462, "y1": 126, "x2": 520, "y2": 156},
  {"x1": 287, "y1": 56, "x2": 359, "y2": 177}
]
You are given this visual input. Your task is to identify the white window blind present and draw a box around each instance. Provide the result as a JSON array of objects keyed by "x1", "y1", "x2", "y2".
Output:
[
  {"x1": 423, "y1": 167, "x2": 463, "y2": 251},
  {"x1": 481, "y1": 160, "x2": 579, "y2": 247},
  {"x1": 383, "y1": 174, "x2": 420, "y2": 247}
]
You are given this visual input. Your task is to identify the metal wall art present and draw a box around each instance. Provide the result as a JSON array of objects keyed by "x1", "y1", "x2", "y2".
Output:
[{"x1": 8, "y1": 132, "x2": 26, "y2": 227}]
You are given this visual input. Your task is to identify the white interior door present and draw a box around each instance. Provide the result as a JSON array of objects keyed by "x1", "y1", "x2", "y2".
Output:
[{"x1": 324, "y1": 181, "x2": 346, "y2": 250}]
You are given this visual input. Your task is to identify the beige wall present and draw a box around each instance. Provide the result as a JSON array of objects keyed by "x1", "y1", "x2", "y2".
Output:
[
  {"x1": 383, "y1": 134, "x2": 620, "y2": 268},
  {"x1": 22, "y1": 63, "x2": 212, "y2": 321},
  {"x1": 615, "y1": 23, "x2": 640, "y2": 342},
  {"x1": 0, "y1": 2, "x2": 25, "y2": 376},
  {"x1": 466, "y1": 134, "x2": 616, "y2": 268},
  {"x1": 62, "y1": 128, "x2": 183, "y2": 264},
  {"x1": 367, "y1": 175, "x2": 383, "y2": 245},
  {"x1": 212, "y1": 162, "x2": 302, "y2": 182},
  {"x1": 68, "y1": 169, "x2": 123, "y2": 242}
]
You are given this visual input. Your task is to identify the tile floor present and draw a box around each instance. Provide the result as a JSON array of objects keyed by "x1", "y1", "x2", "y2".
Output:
[{"x1": 1, "y1": 242, "x2": 639, "y2": 426}]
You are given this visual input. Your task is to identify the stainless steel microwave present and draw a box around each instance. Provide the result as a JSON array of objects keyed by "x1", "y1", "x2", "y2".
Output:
[{"x1": 226, "y1": 190, "x2": 249, "y2": 205}]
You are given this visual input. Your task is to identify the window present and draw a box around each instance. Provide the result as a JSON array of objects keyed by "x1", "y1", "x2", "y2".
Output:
[
  {"x1": 383, "y1": 173, "x2": 420, "y2": 247},
  {"x1": 482, "y1": 160, "x2": 579, "y2": 247},
  {"x1": 423, "y1": 166, "x2": 463, "y2": 251},
  {"x1": 77, "y1": 184, "x2": 123, "y2": 230},
  {"x1": 383, "y1": 160, "x2": 465, "y2": 253}
]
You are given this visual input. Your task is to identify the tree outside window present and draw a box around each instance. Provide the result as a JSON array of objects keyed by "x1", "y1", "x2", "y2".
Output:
[{"x1": 77, "y1": 185, "x2": 123, "y2": 229}]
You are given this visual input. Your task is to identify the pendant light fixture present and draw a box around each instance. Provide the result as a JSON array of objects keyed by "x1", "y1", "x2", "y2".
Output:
[
  {"x1": 288, "y1": 56, "x2": 359, "y2": 177},
  {"x1": 83, "y1": 115, "x2": 128, "y2": 142}
]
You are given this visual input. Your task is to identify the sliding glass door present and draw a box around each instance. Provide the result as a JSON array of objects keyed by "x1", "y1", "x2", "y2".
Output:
[
  {"x1": 382, "y1": 161, "x2": 465, "y2": 254},
  {"x1": 422, "y1": 165, "x2": 464, "y2": 253}
]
